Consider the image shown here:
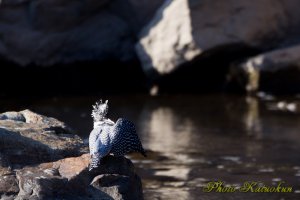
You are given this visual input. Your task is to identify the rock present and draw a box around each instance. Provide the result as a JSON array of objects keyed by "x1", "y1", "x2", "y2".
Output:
[
  {"x1": 0, "y1": 110, "x2": 143, "y2": 199},
  {"x1": 0, "y1": 0, "x2": 163, "y2": 66},
  {"x1": 91, "y1": 174, "x2": 143, "y2": 200},
  {"x1": 136, "y1": 0, "x2": 300, "y2": 77},
  {"x1": 0, "y1": 112, "x2": 25, "y2": 122},
  {"x1": 15, "y1": 154, "x2": 143, "y2": 200},
  {"x1": 0, "y1": 109, "x2": 73, "y2": 133},
  {"x1": 16, "y1": 169, "x2": 67, "y2": 200},
  {"x1": 0, "y1": 166, "x2": 19, "y2": 199},
  {"x1": 0, "y1": 110, "x2": 84, "y2": 166},
  {"x1": 0, "y1": 173, "x2": 19, "y2": 199},
  {"x1": 0, "y1": 152, "x2": 11, "y2": 167},
  {"x1": 230, "y1": 44, "x2": 300, "y2": 93},
  {"x1": 89, "y1": 156, "x2": 143, "y2": 200},
  {"x1": 129, "y1": 0, "x2": 164, "y2": 28}
]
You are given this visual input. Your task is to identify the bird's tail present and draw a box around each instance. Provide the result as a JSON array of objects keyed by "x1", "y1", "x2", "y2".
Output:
[
  {"x1": 89, "y1": 155, "x2": 101, "y2": 171},
  {"x1": 139, "y1": 146, "x2": 147, "y2": 157}
]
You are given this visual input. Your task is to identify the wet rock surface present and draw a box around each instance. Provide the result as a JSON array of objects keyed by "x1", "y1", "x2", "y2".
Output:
[{"x1": 0, "y1": 110, "x2": 144, "y2": 200}]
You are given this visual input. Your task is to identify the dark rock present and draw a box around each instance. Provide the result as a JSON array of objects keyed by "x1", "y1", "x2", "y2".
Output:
[
  {"x1": 16, "y1": 168, "x2": 67, "y2": 200},
  {"x1": 229, "y1": 44, "x2": 300, "y2": 93},
  {"x1": 0, "y1": 110, "x2": 84, "y2": 166},
  {"x1": 15, "y1": 154, "x2": 143, "y2": 200},
  {"x1": 91, "y1": 174, "x2": 143, "y2": 200},
  {"x1": 88, "y1": 156, "x2": 143, "y2": 200},
  {"x1": 0, "y1": 0, "x2": 163, "y2": 66},
  {"x1": 90, "y1": 155, "x2": 136, "y2": 177},
  {"x1": 0, "y1": 153, "x2": 11, "y2": 168}
]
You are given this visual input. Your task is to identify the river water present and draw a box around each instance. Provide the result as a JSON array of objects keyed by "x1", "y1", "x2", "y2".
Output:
[{"x1": 1, "y1": 94, "x2": 300, "y2": 199}]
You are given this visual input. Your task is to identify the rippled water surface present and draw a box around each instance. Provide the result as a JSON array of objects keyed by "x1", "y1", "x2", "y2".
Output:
[{"x1": 2, "y1": 94, "x2": 300, "y2": 199}]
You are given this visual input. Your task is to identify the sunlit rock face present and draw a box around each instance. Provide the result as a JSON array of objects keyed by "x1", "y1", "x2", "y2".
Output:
[
  {"x1": 0, "y1": 0, "x2": 163, "y2": 66},
  {"x1": 136, "y1": 0, "x2": 300, "y2": 77}
]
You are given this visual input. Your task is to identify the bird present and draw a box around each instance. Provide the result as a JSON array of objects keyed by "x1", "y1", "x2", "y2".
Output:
[{"x1": 88, "y1": 100, "x2": 146, "y2": 171}]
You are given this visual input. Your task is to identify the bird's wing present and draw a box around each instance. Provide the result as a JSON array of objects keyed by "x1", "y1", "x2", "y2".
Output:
[{"x1": 111, "y1": 118, "x2": 146, "y2": 156}]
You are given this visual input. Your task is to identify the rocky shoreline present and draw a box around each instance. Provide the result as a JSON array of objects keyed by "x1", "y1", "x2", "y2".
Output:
[{"x1": 0, "y1": 110, "x2": 143, "y2": 200}]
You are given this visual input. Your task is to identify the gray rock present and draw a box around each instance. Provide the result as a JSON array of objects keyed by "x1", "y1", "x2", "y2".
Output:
[
  {"x1": 0, "y1": 110, "x2": 84, "y2": 166},
  {"x1": 230, "y1": 44, "x2": 300, "y2": 93},
  {"x1": 0, "y1": 0, "x2": 163, "y2": 66},
  {"x1": 136, "y1": 0, "x2": 300, "y2": 77}
]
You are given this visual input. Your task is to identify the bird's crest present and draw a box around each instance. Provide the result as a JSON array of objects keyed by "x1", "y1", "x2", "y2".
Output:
[{"x1": 91, "y1": 100, "x2": 109, "y2": 122}]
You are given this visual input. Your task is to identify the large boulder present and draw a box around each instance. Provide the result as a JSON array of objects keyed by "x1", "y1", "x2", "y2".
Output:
[
  {"x1": 136, "y1": 0, "x2": 300, "y2": 77},
  {"x1": 0, "y1": 110, "x2": 144, "y2": 199},
  {"x1": 0, "y1": 110, "x2": 84, "y2": 166},
  {"x1": 0, "y1": 0, "x2": 163, "y2": 66},
  {"x1": 15, "y1": 154, "x2": 143, "y2": 200}
]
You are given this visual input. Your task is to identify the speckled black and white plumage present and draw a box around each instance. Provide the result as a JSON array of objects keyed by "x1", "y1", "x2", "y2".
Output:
[
  {"x1": 89, "y1": 100, "x2": 146, "y2": 171},
  {"x1": 111, "y1": 118, "x2": 146, "y2": 157}
]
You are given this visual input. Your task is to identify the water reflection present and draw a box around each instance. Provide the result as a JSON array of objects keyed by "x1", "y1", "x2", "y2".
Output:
[
  {"x1": 131, "y1": 95, "x2": 300, "y2": 200},
  {"x1": 243, "y1": 96, "x2": 262, "y2": 138},
  {"x1": 142, "y1": 107, "x2": 193, "y2": 153}
]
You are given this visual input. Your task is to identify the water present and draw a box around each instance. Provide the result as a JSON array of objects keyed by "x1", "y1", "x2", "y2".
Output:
[{"x1": 1, "y1": 94, "x2": 300, "y2": 199}]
